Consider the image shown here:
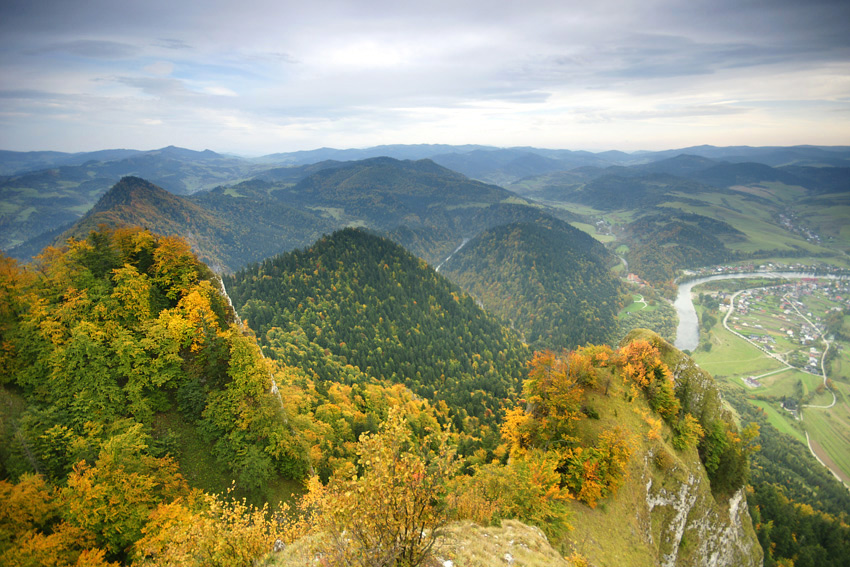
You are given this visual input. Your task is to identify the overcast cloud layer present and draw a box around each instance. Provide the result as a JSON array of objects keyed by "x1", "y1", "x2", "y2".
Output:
[{"x1": 1, "y1": 0, "x2": 848, "y2": 153}]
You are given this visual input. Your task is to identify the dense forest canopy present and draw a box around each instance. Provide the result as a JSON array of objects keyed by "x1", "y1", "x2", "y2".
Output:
[
  {"x1": 224, "y1": 228, "x2": 531, "y2": 435},
  {"x1": 439, "y1": 220, "x2": 623, "y2": 350}
]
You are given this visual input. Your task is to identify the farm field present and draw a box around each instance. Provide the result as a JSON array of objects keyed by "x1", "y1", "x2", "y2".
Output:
[
  {"x1": 658, "y1": 193, "x2": 834, "y2": 255},
  {"x1": 569, "y1": 221, "x2": 616, "y2": 243},
  {"x1": 690, "y1": 277, "x2": 850, "y2": 482},
  {"x1": 751, "y1": 399, "x2": 806, "y2": 443}
]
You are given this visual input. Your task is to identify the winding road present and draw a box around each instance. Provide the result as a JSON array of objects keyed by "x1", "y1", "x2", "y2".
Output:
[{"x1": 721, "y1": 285, "x2": 844, "y2": 485}]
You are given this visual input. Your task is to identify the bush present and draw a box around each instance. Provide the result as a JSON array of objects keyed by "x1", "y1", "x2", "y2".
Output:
[
  {"x1": 289, "y1": 410, "x2": 457, "y2": 567},
  {"x1": 447, "y1": 450, "x2": 573, "y2": 539}
]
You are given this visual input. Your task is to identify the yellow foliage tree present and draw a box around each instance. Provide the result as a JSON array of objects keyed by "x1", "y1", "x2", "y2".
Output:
[
  {"x1": 290, "y1": 409, "x2": 457, "y2": 567},
  {"x1": 0, "y1": 474, "x2": 118, "y2": 567},
  {"x1": 134, "y1": 489, "x2": 280, "y2": 567}
]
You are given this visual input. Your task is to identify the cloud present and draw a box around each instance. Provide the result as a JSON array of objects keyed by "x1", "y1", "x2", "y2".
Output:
[
  {"x1": 203, "y1": 86, "x2": 238, "y2": 97},
  {"x1": 1, "y1": 0, "x2": 848, "y2": 152},
  {"x1": 35, "y1": 40, "x2": 139, "y2": 59},
  {"x1": 144, "y1": 61, "x2": 175, "y2": 76},
  {"x1": 115, "y1": 76, "x2": 194, "y2": 98},
  {"x1": 155, "y1": 38, "x2": 192, "y2": 50}
]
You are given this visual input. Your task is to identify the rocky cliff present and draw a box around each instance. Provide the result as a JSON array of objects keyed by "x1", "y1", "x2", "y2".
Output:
[{"x1": 562, "y1": 329, "x2": 763, "y2": 567}]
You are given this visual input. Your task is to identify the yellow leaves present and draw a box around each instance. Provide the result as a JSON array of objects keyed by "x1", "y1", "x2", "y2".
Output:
[
  {"x1": 61, "y1": 427, "x2": 190, "y2": 556},
  {"x1": 672, "y1": 413, "x2": 705, "y2": 451},
  {"x1": 0, "y1": 473, "x2": 57, "y2": 535},
  {"x1": 560, "y1": 427, "x2": 634, "y2": 508},
  {"x1": 134, "y1": 490, "x2": 280, "y2": 567},
  {"x1": 287, "y1": 409, "x2": 456, "y2": 567},
  {"x1": 501, "y1": 406, "x2": 534, "y2": 454},
  {"x1": 447, "y1": 450, "x2": 573, "y2": 538},
  {"x1": 0, "y1": 473, "x2": 117, "y2": 567},
  {"x1": 617, "y1": 339, "x2": 665, "y2": 388},
  {"x1": 638, "y1": 408, "x2": 663, "y2": 441},
  {"x1": 110, "y1": 264, "x2": 152, "y2": 322},
  {"x1": 174, "y1": 284, "x2": 223, "y2": 353},
  {"x1": 151, "y1": 236, "x2": 198, "y2": 301}
]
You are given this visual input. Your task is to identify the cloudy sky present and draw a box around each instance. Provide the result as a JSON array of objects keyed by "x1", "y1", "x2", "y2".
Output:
[{"x1": 1, "y1": 0, "x2": 848, "y2": 154}]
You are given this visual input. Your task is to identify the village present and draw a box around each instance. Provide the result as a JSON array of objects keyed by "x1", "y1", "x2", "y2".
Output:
[
  {"x1": 681, "y1": 261, "x2": 850, "y2": 280},
  {"x1": 701, "y1": 277, "x2": 850, "y2": 380}
]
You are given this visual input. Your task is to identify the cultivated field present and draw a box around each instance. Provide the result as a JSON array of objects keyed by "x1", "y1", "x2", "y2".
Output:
[{"x1": 690, "y1": 278, "x2": 850, "y2": 482}]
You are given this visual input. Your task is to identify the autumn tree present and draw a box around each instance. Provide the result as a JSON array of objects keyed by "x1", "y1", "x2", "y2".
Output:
[
  {"x1": 291, "y1": 409, "x2": 457, "y2": 567},
  {"x1": 133, "y1": 489, "x2": 280, "y2": 567},
  {"x1": 61, "y1": 425, "x2": 189, "y2": 560},
  {"x1": 446, "y1": 449, "x2": 573, "y2": 538},
  {"x1": 558, "y1": 427, "x2": 633, "y2": 508},
  {"x1": 501, "y1": 349, "x2": 634, "y2": 508},
  {"x1": 0, "y1": 473, "x2": 118, "y2": 567}
]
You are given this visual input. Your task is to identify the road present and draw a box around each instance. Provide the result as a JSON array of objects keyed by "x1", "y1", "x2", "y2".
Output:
[
  {"x1": 782, "y1": 293, "x2": 836, "y2": 409},
  {"x1": 723, "y1": 286, "x2": 843, "y2": 485}
]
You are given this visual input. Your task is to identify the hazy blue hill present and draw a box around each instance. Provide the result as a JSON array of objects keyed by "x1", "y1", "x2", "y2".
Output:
[
  {"x1": 693, "y1": 161, "x2": 805, "y2": 188},
  {"x1": 0, "y1": 150, "x2": 70, "y2": 175},
  {"x1": 281, "y1": 156, "x2": 511, "y2": 207},
  {"x1": 778, "y1": 165, "x2": 850, "y2": 194},
  {"x1": 430, "y1": 148, "x2": 618, "y2": 184},
  {"x1": 624, "y1": 154, "x2": 720, "y2": 177},
  {"x1": 0, "y1": 166, "x2": 118, "y2": 250},
  {"x1": 505, "y1": 171, "x2": 590, "y2": 202},
  {"x1": 0, "y1": 147, "x2": 264, "y2": 252},
  {"x1": 570, "y1": 173, "x2": 723, "y2": 210},
  {"x1": 643, "y1": 145, "x2": 850, "y2": 167},
  {"x1": 430, "y1": 149, "x2": 566, "y2": 182},
  {"x1": 265, "y1": 157, "x2": 522, "y2": 263},
  {"x1": 258, "y1": 144, "x2": 636, "y2": 184},
  {"x1": 255, "y1": 144, "x2": 491, "y2": 165},
  {"x1": 44, "y1": 176, "x2": 334, "y2": 273},
  {"x1": 93, "y1": 149, "x2": 255, "y2": 195},
  {"x1": 57, "y1": 176, "x2": 235, "y2": 269},
  {"x1": 716, "y1": 145, "x2": 850, "y2": 167},
  {"x1": 252, "y1": 160, "x2": 348, "y2": 183},
  {"x1": 0, "y1": 148, "x2": 142, "y2": 175},
  {"x1": 595, "y1": 149, "x2": 636, "y2": 162},
  {"x1": 440, "y1": 218, "x2": 622, "y2": 349},
  {"x1": 145, "y1": 145, "x2": 224, "y2": 161},
  {"x1": 189, "y1": 183, "x2": 334, "y2": 268}
]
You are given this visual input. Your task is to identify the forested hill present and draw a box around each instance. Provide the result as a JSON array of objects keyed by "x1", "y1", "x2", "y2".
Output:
[
  {"x1": 42, "y1": 176, "x2": 334, "y2": 273},
  {"x1": 279, "y1": 156, "x2": 513, "y2": 212},
  {"x1": 223, "y1": 228, "x2": 531, "y2": 432},
  {"x1": 265, "y1": 156, "x2": 527, "y2": 265},
  {"x1": 439, "y1": 219, "x2": 623, "y2": 349},
  {"x1": 1, "y1": 226, "x2": 771, "y2": 566}
]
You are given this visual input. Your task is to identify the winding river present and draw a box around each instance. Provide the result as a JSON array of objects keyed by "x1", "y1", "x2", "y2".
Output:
[{"x1": 674, "y1": 271, "x2": 843, "y2": 351}]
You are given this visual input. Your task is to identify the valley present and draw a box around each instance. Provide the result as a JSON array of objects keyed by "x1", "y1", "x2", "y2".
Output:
[{"x1": 1, "y1": 143, "x2": 849, "y2": 566}]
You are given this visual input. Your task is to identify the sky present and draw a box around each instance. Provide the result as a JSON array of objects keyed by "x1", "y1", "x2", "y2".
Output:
[{"x1": 1, "y1": 0, "x2": 848, "y2": 155}]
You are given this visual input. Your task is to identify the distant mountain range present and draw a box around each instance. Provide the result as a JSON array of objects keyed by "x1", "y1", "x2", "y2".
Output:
[
  {"x1": 22, "y1": 158, "x2": 543, "y2": 272},
  {"x1": 2, "y1": 143, "x2": 848, "y2": 286}
]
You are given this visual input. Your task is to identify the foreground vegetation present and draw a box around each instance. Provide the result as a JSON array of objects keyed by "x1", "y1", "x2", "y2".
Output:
[{"x1": 0, "y1": 227, "x2": 760, "y2": 566}]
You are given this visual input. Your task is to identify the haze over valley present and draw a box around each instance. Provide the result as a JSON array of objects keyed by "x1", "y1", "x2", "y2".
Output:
[{"x1": 2, "y1": 0, "x2": 850, "y2": 565}]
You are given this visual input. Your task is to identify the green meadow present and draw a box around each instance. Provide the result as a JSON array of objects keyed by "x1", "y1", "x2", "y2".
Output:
[{"x1": 691, "y1": 279, "x2": 850, "y2": 481}]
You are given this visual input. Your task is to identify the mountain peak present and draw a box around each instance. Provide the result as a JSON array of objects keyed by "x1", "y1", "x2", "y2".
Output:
[
  {"x1": 150, "y1": 145, "x2": 221, "y2": 160},
  {"x1": 89, "y1": 176, "x2": 176, "y2": 213}
]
